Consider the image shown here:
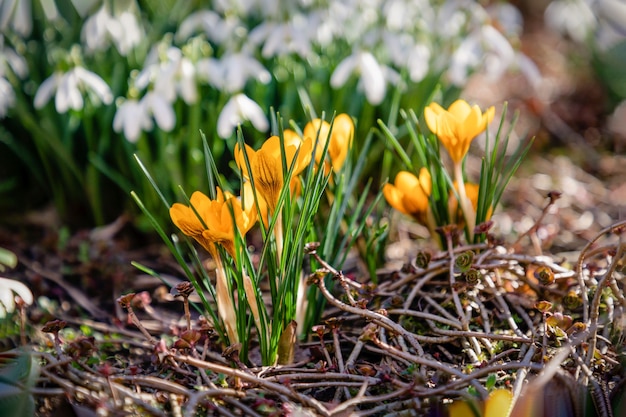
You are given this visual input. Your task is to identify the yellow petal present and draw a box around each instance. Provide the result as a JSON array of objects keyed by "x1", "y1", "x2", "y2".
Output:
[
  {"x1": 448, "y1": 399, "x2": 478, "y2": 417},
  {"x1": 383, "y1": 183, "x2": 409, "y2": 215},
  {"x1": 448, "y1": 99, "x2": 472, "y2": 120},
  {"x1": 417, "y1": 167, "x2": 432, "y2": 196},
  {"x1": 234, "y1": 143, "x2": 256, "y2": 180},
  {"x1": 485, "y1": 389, "x2": 514, "y2": 417},
  {"x1": 328, "y1": 114, "x2": 354, "y2": 171},
  {"x1": 169, "y1": 203, "x2": 203, "y2": 237},
  {"x1": 253, "y1": 149, "x2": 283, "y2": 210},
  {"x1": 424, "y1": 105, "x2": 440, "y2": 135}
]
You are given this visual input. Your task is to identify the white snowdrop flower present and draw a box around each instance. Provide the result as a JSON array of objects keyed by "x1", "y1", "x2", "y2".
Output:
[
  {"x1": 447, "y1": 25, "x2": 516, "y2": 86},
  {"x1": 0, "y1": 76, "x2": 16, "y2": 118},
  {"x1": 432, "y1": 1, "x2": 468, "y2": 40},
  {"x1": 113, "y1": 98, "x2": 152, "y2": 143},
  {"x1": 0, "y1": 276, "x2": 33, "y2": 319},
  {"x1": 82, "y1": 6, "x2": 110, "y2": 52},
  {"x1": 382, "y1": 32, "x2": 431, "y2": 83},
  {"x1": 480, "y1": 25, "x2": 516, "y2": 81},
  {"x1": 197, "y1": 52, "x2": 270, "y2": 93},
  {"x1": 447, "y1": 34, "x2": 482, "y2": 86},
  {"x1": 487, "y1": 2, "x2": 524, "y2": 38},
  {"x1": 249, "y1": 15, "x2": 314, "y2": 59},
  {"x1": 217, "y1": 93, "x2": 268, "y2": 139},
  {"x1": 406, "y1": 44, "x2": 431, "y2": 83},
  {"x1": 176, "y1": 10, "x2": 239, "y2": 44},
  {"x1": 34, "y1": 66, "x2": 113, "y2": 113},
  {"x1": 81, "y1": 2, "x2": 143, "y2": 56},
  {"x1": 544, "y1": 0, "x2": 597, "y2": 43},
  {"x1": 595, "y1": 0, "x2": 626, "y2": 50},
  {"x1": 0, "y1": 42, "x2": 28, "y2": 79},
  {"x1": 70, "y1": 0, "x2": 99, "y2": 17},
  {"x1": 214, "y1": 0, "x2": 258, "y2": 16},
  {"x1": 142, "y1": 91, "x2": 176, "y2": 132},
  {"x1": 137, "y1": 45, "x2": 198, "y2": 105},
  {"x1": 331, "y1": 51, "x2": 387, "y2": 105},
  {"x1": 596, "y1": 0, "x2": 626, "y2": 33},
  {"x1": 383, "y1": 0, "x2": 431, "y2": 32},
  {"x1": 0, "y1": 0, "x2": 32, "y2": 37}
]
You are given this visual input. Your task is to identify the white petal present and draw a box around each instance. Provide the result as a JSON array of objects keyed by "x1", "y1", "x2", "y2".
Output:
[
  {"x1": 114, "y1": 11, "x2": 142, "y2": 55},
  {"x1": 121, "y1": 101, "x2": 146, "y2": 142},
  {"x1": 75, "y1": 66, "x2": 113, "y2": 105},
  {"x1": 178, "y1": 59, "x2": 197, "y2": 104},
  {"x1": 235, "y1": 93, "x2": 268, "y2": 133},
  {"x1": 217, "y1": 96, "x2": 239, "y2": 138},
  {"x1": 0, "y1": 0, "x2": 18, "y2": 31},
  {"x1": 407, "y1": 44, "x2": 430, "y2": 82},
  {"x1": 359, "y1": 52, "x2": 386, "y2": 105},
  {"x1": 597, "y1": 0, "x2": 626, "y2": 36},
  {"x1": 5, "y1": 48, "x2": 28, "y2": 78},
  {"x1": 196, "y1": 58, "x2": 223, "y2": 88},
  {"x1": 81, "y1": 6, "x2": 110, "y2": 52},
  {"x1": 34, "y1": 73, "x2": 59, "y2": 109},
  {"x1": 176, "y1": 10, "x2": 221, "y2": 42},
  {"x1": 145, "y1": 93, "x2": 175, "y2": 131},
  {"x1": 70, "y1": 0, "x2": 99, "y2": 17},
  {"x1": 57, "y1": 71, "x2": 82, "y2": 112},
  {"x1": 114, "y1": 99, "x2": 147, "y2": 142},
  {"x1": 330, "y1": 54, "x2": 357, "y2": 89},
  {"x1": 0, "y1": 77, "x2": 16, "y2": 118},
  {"x1": 113, "y1": 103, "x2": 126, "y2": 133},
  {"x1": 0, "y1": 277, "x2": 34, "y2": 311},
  {"x1": 12, "y1": 0, "x2": 32, "y2": 37}
]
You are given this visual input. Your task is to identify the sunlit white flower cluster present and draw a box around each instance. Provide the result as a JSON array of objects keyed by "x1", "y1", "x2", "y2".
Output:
[
  {"x1": 544, "y1": 0, "x2": 626, "y2": 51},
  {"x1": 0, "y1": 0, "x2": 536, "y2": 141}
]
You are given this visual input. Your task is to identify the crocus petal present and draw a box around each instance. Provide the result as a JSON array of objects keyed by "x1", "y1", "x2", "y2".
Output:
[{"x1": 484, "y1": 389, "x2": 514, "y2": 417}]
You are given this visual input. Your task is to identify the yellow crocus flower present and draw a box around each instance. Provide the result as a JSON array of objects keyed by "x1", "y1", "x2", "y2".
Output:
[
  {"x1": 169, "y1": 188, "x2": 256, "y2": 346},
  {"x1": 449, "y1": 389, "x2": 514, "y2": 417},
  {"x1": 169, "y1": 188, "x2": 256, "y2": 258},
  {"x1": 383, "y1": 168, "x2": 431, "y2": 226},
  {"x1": 424, "y1": 99, "x2": 495, "y2": 164},
  {"x1": 303, "y1": 113, "x2": 354, "y2": 172},
  {"x1": 234, "y1": 134, "x2": 313, "y2": 211}
]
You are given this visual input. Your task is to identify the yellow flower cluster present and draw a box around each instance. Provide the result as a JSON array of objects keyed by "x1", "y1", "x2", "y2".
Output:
[
  {"x1": 167, "y1": 114, "x2": 354, "y2": 350},
  {"x1": 170, "y1": 114, "x2": 354, "y2": 254},
  {"x1": 384, "y1": 99, "x2": 494, "y2": 240}
]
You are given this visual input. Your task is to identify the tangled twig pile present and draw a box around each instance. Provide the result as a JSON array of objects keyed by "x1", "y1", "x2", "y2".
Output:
[{"x1": 28, "y1": 214, "x2": 626, "y2": 416}]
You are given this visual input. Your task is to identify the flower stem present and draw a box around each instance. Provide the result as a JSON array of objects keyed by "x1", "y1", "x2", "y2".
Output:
[
  {"x1": 213, "y1": 253, "x2": 239, "y2": 347},
  {"x1": 454, "y1": 162, "x2": 475, "y2": 242}
]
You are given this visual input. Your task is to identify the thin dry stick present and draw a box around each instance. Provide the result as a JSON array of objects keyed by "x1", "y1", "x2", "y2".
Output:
[
  {"x1": 576, "y1": 221, "x2": 626, "y2": 323},
  {"x1": 402, "y1": 267, "x2": 449, "y2": 308},
  {"x1": 483, "y1": 269, "x2": 530, "y2": 339},
  {"x1": 511, "y1": 191, "x2": 561, "y2": 254},
  {"x1": 371, "y1": 335, "x2": 488, "y2": 397},
  {"x1": 584, "y1": 236, "x2": 626, "y2": 368},
  {"x1": 169, "y1": 353, "x2": 331, "y2": 416},
  {"x1": 183, "y1": 389, "x2": 248, "y2": 417}
]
